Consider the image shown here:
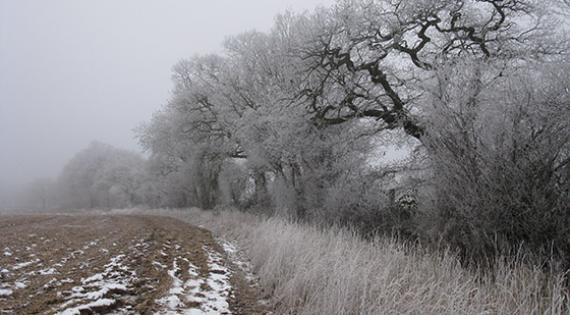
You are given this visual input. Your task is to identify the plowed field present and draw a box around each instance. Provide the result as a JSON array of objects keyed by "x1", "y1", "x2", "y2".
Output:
[{"x1": 0, "y1": 215, "x2": 264, "y2": 315}]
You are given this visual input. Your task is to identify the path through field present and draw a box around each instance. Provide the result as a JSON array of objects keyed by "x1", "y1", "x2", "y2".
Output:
[{"x1": 0, "y1": 215, "x2": 263, "y2": 315}]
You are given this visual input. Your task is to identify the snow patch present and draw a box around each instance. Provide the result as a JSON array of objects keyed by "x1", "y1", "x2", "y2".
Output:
[
  {"x1": 219, "y1": 239, "x2": 257, "y2": 284},
  {"x1": 82, "y1": 273, "x2": 103, "y2": 283},
  {"x1": 156, "y1": 247, "x2": 233, "y2": 314},
  {"x1": 56, "y1": 254, "x2": 133, "y2": 314},
  {"x1": 184, "y1": 248, "x2": 232, "y2": 314},
  {"x1": 153, "y1": 261, "x2": 167, "y2": 269},
  {"x1": 37, "y1": 267, "x2": 58, "y2": 275},
  {"x1": 13, "y1": 259, "x2": 40, "y2": 270},
  {"x1": 82, "y1": 240, "x2": 99, "y2": 250},
  {"x1": 84, "y1": 283, "x2": 127, "y2": 300},
  {"x1": 220, "y1": 242, "x2": 237, "y2": 254},
  {"x1": 44, "y1": 278, "x2": 72, "y2": 289},
  {"x1": 156, "y1": 258, "x2": 185, "y2": 311},
  {"x1": 0, "y1": 289, "x2": 13, "y2": 297},
  {"x1": 14, "y1": 281, "x2": 27, "y2": 289},
  {"x1": 55, "y1": 298, "x2": 115, "y2": 315}
]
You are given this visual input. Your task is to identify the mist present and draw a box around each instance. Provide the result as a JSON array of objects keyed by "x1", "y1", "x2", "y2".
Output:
[
  {"x1": 0, "y1": 0, "x2": 332, "y2": 194},
  {"x1": 1, "y1": 1, "x2": 570, "y2": 313}
]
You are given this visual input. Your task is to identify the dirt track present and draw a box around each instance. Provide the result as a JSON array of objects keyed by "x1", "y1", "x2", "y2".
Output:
[{"x1": 0, "y1": 214, "x2": 264, "y2": 315}]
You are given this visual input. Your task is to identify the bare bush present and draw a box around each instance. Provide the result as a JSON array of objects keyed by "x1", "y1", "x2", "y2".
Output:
[{"x1": 424, "y1": 60, "x2": 570, "y2": 265}]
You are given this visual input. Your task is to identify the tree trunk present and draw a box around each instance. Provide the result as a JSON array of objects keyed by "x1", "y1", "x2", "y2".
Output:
[{"x1": 253, "y1": 170, "x2": 269, "y2": 207}]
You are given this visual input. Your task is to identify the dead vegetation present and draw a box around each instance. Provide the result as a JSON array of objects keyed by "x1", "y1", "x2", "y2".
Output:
[{"x1": 135, "y1": 208, "x2": 570, "y2": 315}]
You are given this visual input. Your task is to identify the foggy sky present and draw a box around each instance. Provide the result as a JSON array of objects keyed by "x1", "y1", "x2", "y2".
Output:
[{"x1": 0, "y1": 0, "x2": 334, "y2": 190}]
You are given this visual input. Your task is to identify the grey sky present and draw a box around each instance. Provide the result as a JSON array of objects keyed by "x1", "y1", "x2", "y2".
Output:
[{"x1": 0, "y1": 0, "x2": 334, "y2": 188}]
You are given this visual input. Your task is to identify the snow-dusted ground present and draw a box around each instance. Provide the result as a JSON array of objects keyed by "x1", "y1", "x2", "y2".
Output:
[
  {"x1": 0, "y1": 251, "x2": 41, "y2": 299},
  {"x1": 218, "y1": 240, "x2": 258, "y2": 285},
  {"x1": 55, "y1": 254, "x2": 135, "y2": 315},
  {"x1": 0, "y1": 289, "x2": 12, "y2": 298},
  {"x1": 0, "y1": 215, "x2": 266, "y2": 314},
  {"x1": 2, "y1": 240, "x2": 238, "y2": 315},
  {"x1": 156, "y1": 245, "x2": 233, "y2": 315}
]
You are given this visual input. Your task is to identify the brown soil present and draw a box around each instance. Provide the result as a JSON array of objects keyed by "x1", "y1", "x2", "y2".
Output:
[{"x1": 0, "y1": 214, "x2": 267, "y2": 315}]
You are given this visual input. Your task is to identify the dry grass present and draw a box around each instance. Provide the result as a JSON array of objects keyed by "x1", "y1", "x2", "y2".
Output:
[{"x1": 118, "y1": 208, "x2": 570, "y2": 315}]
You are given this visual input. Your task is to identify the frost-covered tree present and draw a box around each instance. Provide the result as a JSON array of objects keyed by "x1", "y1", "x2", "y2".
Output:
[
  {"x1": 138, "y1": 23, "x2": 381, "y2": 214},
  {"x1": 289, "y1": 0, "x2": 567, "y2": 138},
  {"x1": 138, "y1": 0, "x2": 570, "y2": 255},
  {"x1": 58, "y1": 141, "x2": 147, "y2": 209}
]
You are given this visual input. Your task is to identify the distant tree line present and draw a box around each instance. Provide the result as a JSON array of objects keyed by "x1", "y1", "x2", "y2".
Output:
[
  {"x1": 18, "y1": 0, "x2": 570, "y2": 268},
  {"x1": 15, "y1": 142, "x2": 149, "y2": 211}
]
